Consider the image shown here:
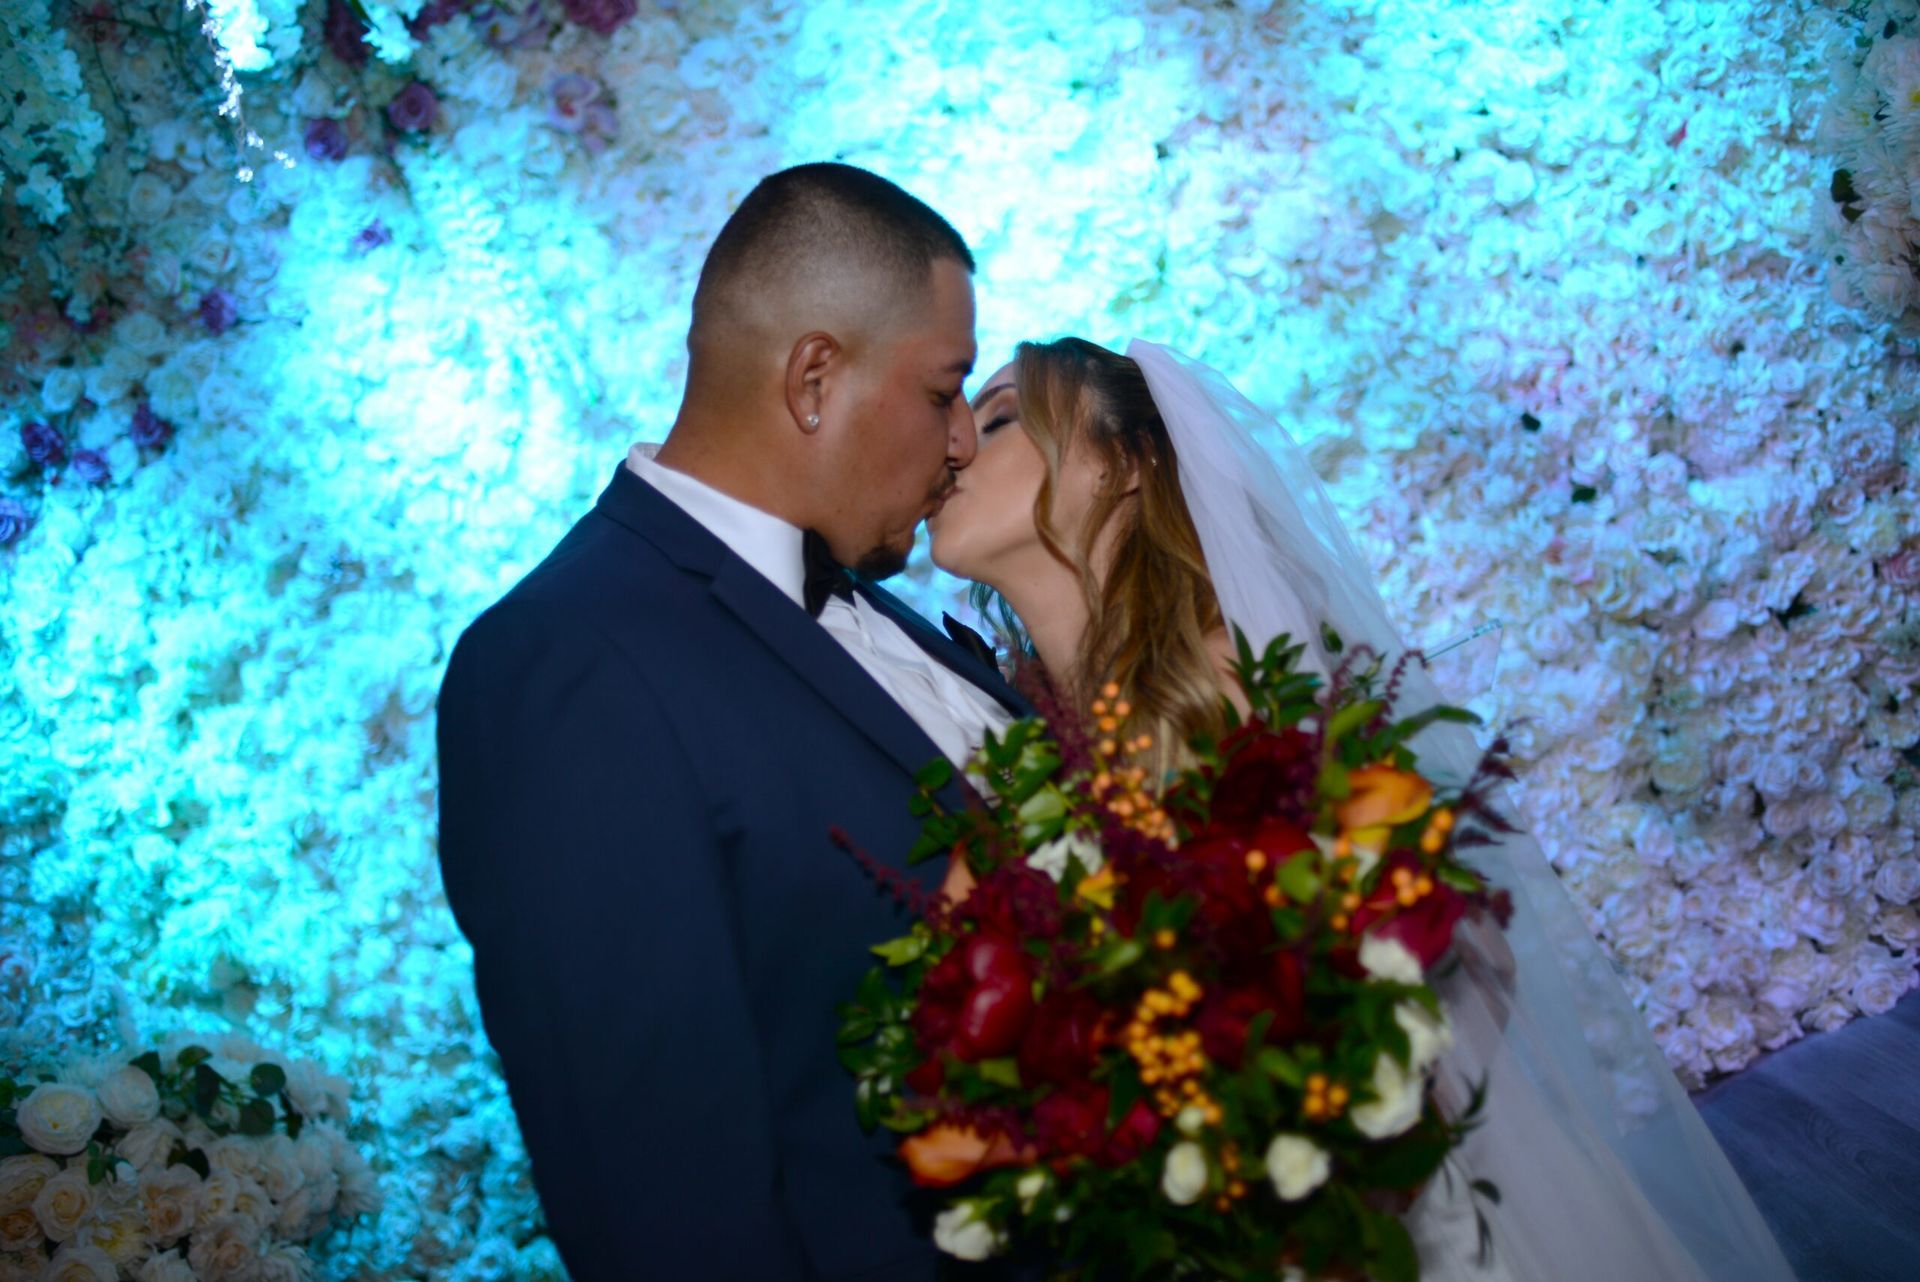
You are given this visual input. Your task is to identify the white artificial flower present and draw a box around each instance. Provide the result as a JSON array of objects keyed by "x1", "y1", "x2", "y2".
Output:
[
  {"x1": 73, "y1": 1200, "x2": 149, "y2": 1271},
  {"x1": 1013, "y1": 1168, "x2": 1048, "y2": 1213},
  {"x1": 113, "y1": 1120, "x2": 183, "y2": 1174},
  {"x1": 1264, "y1": 1134, "x2": 1331, "y2": 1202},
  {"x1": 1026, "y1": 830, "x2": 1104, "y2": 882},
  {"x1": 15, "y1": 1085, "x2": 101, "y2": 1157},
  {"x1": 30, "y1": 1167, "x2": 95, "y2": 1243},
  {"x1": 1358, "y1": 934, "x2": 1423, "y2": 986},
  {"x1": 134, "y1": 1249, "x2": 198, "y2": 1282},
  {"x1": 0, "y1": 1155, "x2": 58, "y2": 1252},
  {"x1": 42, "y1": 1242, "x2": 118, "y2": 1282},
  {"x1": 931, "y1": 1201, "x2": 1005, "y2": 1261},
  {"x1": 188, "y1": 1212, "x2": 264, "y2": 1280},
  {"x1": 1350, "y1": 1052, "x2": 1424, "y2": 1140},
  {"x1": 253, "y1": 1243, "x2": 316, "y2": 1282},
  {"x1": 136, "y1": 1165, "x2": 201, "y2": 1247},
  {"x1": 96, "y1": 1065, "x2": 161, "y2": 1128},
  {"x1": 1160, "y1": 1140, "x2": 1209, "y2": 1206}
]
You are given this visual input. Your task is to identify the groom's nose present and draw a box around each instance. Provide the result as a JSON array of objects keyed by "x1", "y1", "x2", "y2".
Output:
[{"x1": 945, "y1": 394, "x2": 979, "y2": 470}]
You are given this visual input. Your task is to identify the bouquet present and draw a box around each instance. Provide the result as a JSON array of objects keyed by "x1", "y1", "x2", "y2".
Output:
[
  {"x1": 836, "y1": 631, "x2": 1515, "y2": 1281},
  {"x1": 0, "y1": 1035, "x2": 381, "y2": 1282}
]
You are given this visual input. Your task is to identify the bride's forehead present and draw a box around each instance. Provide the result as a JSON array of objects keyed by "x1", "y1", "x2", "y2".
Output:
[{"x1": 970, "y1": 361, "x2": 1019, "y2": 408}]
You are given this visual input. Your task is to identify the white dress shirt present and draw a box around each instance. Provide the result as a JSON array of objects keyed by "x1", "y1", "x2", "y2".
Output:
[{"x1": 626, "y1": 445, "x2": 1013, "y2": 769}]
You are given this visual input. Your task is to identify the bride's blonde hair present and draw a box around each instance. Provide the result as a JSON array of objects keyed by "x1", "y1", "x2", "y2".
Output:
[{"x1": 976, "y1": 337, "x2": 1228, "y2": 780}]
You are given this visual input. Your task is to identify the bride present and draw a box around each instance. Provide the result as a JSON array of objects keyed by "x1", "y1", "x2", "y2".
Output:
[{"x1": 924, "y1": 337, "x2": 1796, "y2": 1282}]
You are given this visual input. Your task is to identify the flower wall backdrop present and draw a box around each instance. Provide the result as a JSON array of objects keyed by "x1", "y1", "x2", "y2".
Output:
[{"x1": 2, "y1": 0, "x2": 1916, "y2": 1275}]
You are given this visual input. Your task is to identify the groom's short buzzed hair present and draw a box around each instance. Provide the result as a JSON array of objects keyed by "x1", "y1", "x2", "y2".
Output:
[{"x1": 689, "y1": 162, "x2": 974, "y2": 345}]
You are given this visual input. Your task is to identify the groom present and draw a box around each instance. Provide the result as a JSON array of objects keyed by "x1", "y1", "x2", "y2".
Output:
[{"x1": 436, "y1": 164, "x2": 1032, "y2": 1279}]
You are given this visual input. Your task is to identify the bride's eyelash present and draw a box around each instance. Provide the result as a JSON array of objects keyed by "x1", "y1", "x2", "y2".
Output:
[{"x1": 980, "y1": 416, "x2": 1012, "y2": 436}]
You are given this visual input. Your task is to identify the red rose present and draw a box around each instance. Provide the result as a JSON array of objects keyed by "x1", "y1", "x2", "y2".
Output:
[
  {"x1": 1195, "y1": 982, "x2": 1290, "y2": 1067},
  {"x1": 1210, "y1": 722, "x2": 1317, "y2": 828},
  {"x1": 960, "y1": 862, "x2": 1064, "y2": 939},
  {"x1": 904, "y1": 1057, "x2": 945, "y2": 1095},
  {"x1": 1017, "y1": 991, "x2": 1106, "y2": 1088},
  {"x1": 1097, "y1": 1098, "x2": 1163, "y2": 1168},
  {"x1": 1032, "y1": 1085, "x2": 1110, "y2": 1161}
]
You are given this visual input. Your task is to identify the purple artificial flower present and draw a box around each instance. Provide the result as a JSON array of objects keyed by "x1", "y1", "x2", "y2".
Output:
[
  {"x1": 386, "y1": 81, "x2": 440, "y2": 133},
  {"x1": 352, "y1": 221, "x2": 393, "y2": 254},
  {"x1": 559, "y1": 0, "x2": 634, "y2": 36},
  {"x1": 475, "y1": 0, "x2": 549, "y2": 49},
  {"x1": 546, "y1": 72, "x2": 601, "y2": 132},
  {"x1": 324, "y1": 0, "x2": 371, "y2": 66},
  {"x1": 199, "y1": 289, "x2": 239, "y2": 336},
  {"x1": 0, "y1": 499, "x2": 32, "y2": 546},
  {"x1": 71, "y1": 449, "x2": 111, "y2": 486},
  {"x1": 304, "y1": 118, "x2": 350, "y2": 162},
  {"x1": 131, "y1": 402, "x2": 173, "y2": 450},
  {"x1": 20, "y1": 421, "x2": 66, "y2": 467}
]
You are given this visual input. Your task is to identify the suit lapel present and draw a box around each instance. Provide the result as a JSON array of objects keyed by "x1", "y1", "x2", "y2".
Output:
[
  {"x1": 593, "y1": 464, "x2": 956, "y2": 786},
  {"x1": 854, "y1": 580, "x2": 1036, "y2": 721}
]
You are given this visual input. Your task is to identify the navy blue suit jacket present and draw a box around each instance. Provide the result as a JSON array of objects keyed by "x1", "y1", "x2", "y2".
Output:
[{"x1": 436, "y1": 463, "x2": 1037, "y2": 1280}]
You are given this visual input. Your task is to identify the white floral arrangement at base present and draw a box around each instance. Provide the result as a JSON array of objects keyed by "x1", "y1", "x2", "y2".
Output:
[{"x1": 0, "y1": 1035, "x2": 381, "y2": 1282}]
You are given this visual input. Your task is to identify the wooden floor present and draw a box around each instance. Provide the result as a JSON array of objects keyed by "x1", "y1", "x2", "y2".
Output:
[{"x1": 1692, "y1": 988, "x2": 1920, "y2": 1282}]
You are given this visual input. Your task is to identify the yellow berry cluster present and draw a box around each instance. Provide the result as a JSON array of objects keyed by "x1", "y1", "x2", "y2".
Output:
[
  {"x1": 1418, "y1": 806, "x2": 1455, "y2": 854},
  {"x1": 1388, "y1": 864, "x2": 1438, "y2": 908},
  {"x1": 1090, "y1": 684, "x2": 1177, "y2": 844},
  {"x1": 1301, "y1": 1071, "x2": 1351, "y2": 1122},
  {"x1": 1213, "y1": 1143, "x2": 1250, "y2": 1211},
  {"x1": 1125, "y1": 972, "x2": 1222, "y2": 1123}
]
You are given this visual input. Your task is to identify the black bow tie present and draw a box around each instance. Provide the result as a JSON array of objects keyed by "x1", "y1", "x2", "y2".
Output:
[
  {"x1": 941, "y1": 613, "x2": 999, "y2": 671},
  {"x1": 801, "y1": 529, "x2": 855, "y2": 618}
]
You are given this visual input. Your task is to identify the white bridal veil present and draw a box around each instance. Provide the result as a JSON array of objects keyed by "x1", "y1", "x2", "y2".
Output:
[{"x1": 1128, "y1": 339, "x2": 1796, "y2": 1282}]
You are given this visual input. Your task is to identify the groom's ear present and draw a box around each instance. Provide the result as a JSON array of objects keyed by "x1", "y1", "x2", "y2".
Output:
[{"x1": 785, "y1": 332, "x2": 839, "y2": 435}]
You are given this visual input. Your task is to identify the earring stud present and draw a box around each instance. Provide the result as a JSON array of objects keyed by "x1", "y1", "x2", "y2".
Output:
[{"x1": 806, "y1": 414, "x2": 820, "y2": 427}]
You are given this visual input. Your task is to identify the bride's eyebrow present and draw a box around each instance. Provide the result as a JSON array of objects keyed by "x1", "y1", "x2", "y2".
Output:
[{"x1": 969, "y1": 383, "x2": 1016, "y2": 412}]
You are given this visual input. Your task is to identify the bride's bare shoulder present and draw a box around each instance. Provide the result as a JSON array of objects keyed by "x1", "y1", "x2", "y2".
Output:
[{"x1": 1202, "y1": 628, "x2": 1253, "y2": 720}]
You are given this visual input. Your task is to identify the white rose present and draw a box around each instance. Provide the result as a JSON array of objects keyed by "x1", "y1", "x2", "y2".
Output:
[
  {"x1": 0, "y1": 1155, "x2": 58, "y2": 1252},
  {"x1": 202, "y1": 1136, "x2": 263, "y2": 1182},
  {"x1": 1394, "y1": 1001, "x2": 1455, "y2": 1072},
  {"x1": 137, "y1": 1166, "x2": 200, "y2": 1247},
  {"x1": 931, "y1": 1201, "x2": 1005, "y2": 1261},
  {"x1": 187, "y1": 1213, "x2": 262, "y2": 1281},
  {"x1": 1160, "y1": 1140, "x2": 1209, "y2": 1206},
  {"x1": 1264, "y1": 1133, "x2": 1332, "y2": 1201},
  {"x1": 1013, "y1": 1168, "x2": 1048, "y2": 1213},
  {"x1": 253, "y1": 1244, "x2": 315, "y2": 1282},
  {"x1": 96, "y1": 1065, "x2": 161, "y2": 1128},
  {"x1": 42, "y1": 1243, "x2": 117, "y2": 1282},
  {"x1": 125, "y1": 172, "x2": 174, "y2": 223},
  {"x1": 15, "y1": 1085, "x2": 101, "y2": 1157},
  {"x1": 1852, "y1": 964, "x2": 1912, "y2": 1018},
  {"x1": 1350, "y1": 1052, "x2": 1424, "y2": 1139},
  {"x1": 135, "y1": 1248, "x2": 197, "y2": 1282},
  {"x1": 114, "y1": 1120, "x2": 182, "y2": 1174},
  {"x1": 1358, "y1": 934, "x2": 1423, "y2": 986},
  {"x1": 282, "y1": 1063, "x2": 350, "y2": 1123},
  {"x1": 197, "y1": 1172, "x2": 272, "y2": 1230},
  {"x1": 0, "y1": 1251, "x2": 40, "y2": 1282},
  {"x1": 333, "y1": 1150, "x2": 381, "y2": 1218},
  {"x1": 254, "y1": 1134, "x2": 303, "y2": 1202},
  {"x1": 1026, "y1": 830, "x2": 1104, "y2": 882},
  {"x1": 31, "y1": 1168, "x2": 95, "y2": 1243},
  {"x1": 1874, "y1": 859, "x2": 1920, "y2": 905},
  {"x1": 40, "y1": 368, "x2": 84, "y2": 414},
  {"x1": 74, "y1": 1201, "x2": 149, "y2": 1270}
]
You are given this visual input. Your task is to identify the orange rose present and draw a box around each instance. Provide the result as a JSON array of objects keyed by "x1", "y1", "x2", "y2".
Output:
[
  {"x1": 899, "y1": 1123, "x2": 1035, "y2": 1188},
  {"x1": 1335, "y1": 765, "x2": 1432, "y2": 850}
]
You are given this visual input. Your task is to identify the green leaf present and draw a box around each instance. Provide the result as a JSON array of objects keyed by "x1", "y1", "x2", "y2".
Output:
[
  {"x1": 0, "y1": 1133, "x2": 26, "y2": 1158},
  {"x1": 129, "y1": 1052, "x2": 162, "y2": 1082},
  {"x1": 1368, "y1": 1211, "x2": 1420, "y2": 1282},
  {"x1": 169, "y1": 1145, "x2": 211, "y2": 1179},
  {"x1": 249, "y1": 1063, "x2": 287, "y2": 1097},
  {"x1": 975, "y1": 1058, "x2": 1022, "y2": 1089},
  {"x1": 176, "y1": 1045, "x2": 212, "y2": 1070},
  {"x1": 86, "y1": 1155, "x2": 109, "y2": 1185},
  {"x1": 1091, "y1": 936, "x2": 1146, "y2": 979},
  {"x1": 191, "y1": 1063, "x2": 223, "y2": 1117},
  {"x1": 1571, "y1": 484, "x2": 1597, "y2": 504},
  {"x1": 915, "y1": 758, "x2": 954, "y2": 792},
  {"x1": 871, "y1": 934, "x2": 928, "y2": 967},
  {"x1": 1316, "y1": 760, "x2": 1351, "y2": 801},
  {"x1": 237, "y1": 1098, "x2": 276, "y2": 1137},
  {"x1": 1277, "y1": 851, "x2": 1320, "y2": 902},
  {"x1": 1365, "y1": 1137, "x2": 1451, "y2": 1187},
  {"x1": 1831, "y1": 168, "x2": 1860, "y2": 205},
  {"x1": 0, "y1": 1078, "x2": 14, "y2": 1109},
  {"x1": 1255, "y1": 1046, "x2": 1306, "y2": 1089},
  {"x1": 1324, "y1": 699, "x2": 1382, "y2": 747},
  {"x1": 282, "y1": 1100, "x2": 304, "y2": 1140},
  {"x1": 1320, "y1": 622, "x2": 1345, "y2": 655}
]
